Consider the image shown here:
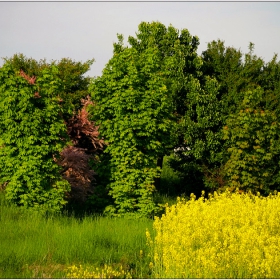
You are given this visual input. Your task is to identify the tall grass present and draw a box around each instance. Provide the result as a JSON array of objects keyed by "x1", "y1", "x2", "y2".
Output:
[
  {"x1": 0, "y1": 192, "x2": 153, "y2": 278},
  {"x1": 3, "y1": 185, "x2": 280, "y2": 278},
  {"x1": 0, "y1": 156, "x2": 180, "y2": 278}
]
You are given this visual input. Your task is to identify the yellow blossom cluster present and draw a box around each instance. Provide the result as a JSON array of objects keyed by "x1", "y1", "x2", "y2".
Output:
[
  {"x1": 147, "y1": 190, "x2": 280, "y2": 278},
  {"x1": 66, "y1": 264, "x2": 132, "y2": 279}
]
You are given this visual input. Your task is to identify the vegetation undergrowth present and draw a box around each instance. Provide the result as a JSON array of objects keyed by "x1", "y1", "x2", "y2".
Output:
[
  {"x1": 3, "y1": 187, "x2": 280, "y2": 278},
  {"x1": 157, "y1": 155, "x2": 185, "y2": 198}
]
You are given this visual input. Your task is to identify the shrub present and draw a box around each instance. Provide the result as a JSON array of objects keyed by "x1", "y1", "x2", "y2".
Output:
[{"x1": 57, "y1": 96, "x2": 104, "y2": 208}]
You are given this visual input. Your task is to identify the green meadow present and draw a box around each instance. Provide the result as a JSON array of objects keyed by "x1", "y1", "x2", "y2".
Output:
[
  {"x1": 0, "y1": 192, "x2": 152, "y2": 278},
  {"x1": 0, "y1": 156, "x2": 180, "y2": 278}
]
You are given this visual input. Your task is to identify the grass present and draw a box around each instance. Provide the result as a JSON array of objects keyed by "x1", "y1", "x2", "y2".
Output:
[
  {"x1": 0, "y1": 156, "x2": 181, "y2": 278},
  {"x1": 0, "y1": 192, "x2": 154, "y2": 278}
]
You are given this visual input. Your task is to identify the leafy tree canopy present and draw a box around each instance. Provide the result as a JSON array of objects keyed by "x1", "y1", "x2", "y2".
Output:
[
  {"x1": 171, "y1": 40, "x2": 280, "y2": 195},
  {"x1": 0, "y1": 61, "x2": 70, "y2": 212},
  {"x1": 2, "y1": 53, "x2": 94, "y2": 119},
  {"x1": 90, "y1": 21, "x2": 203, "y2": 217},
  {"x1": 223, "y1": 87, "x2": 280, "y2": 194}
]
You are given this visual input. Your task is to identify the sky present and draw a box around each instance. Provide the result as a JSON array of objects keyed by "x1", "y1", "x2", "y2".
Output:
[{"x1": 1, "y1": 2, "x2": 280, "y2": 78}]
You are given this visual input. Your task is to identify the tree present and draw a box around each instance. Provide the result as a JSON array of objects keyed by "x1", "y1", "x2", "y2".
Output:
[
  {"x1": 171, "y1": 76, "x2": 223, "y2": 194},
  {"x1": 0, "y1": 62, "x2": 70, "y2": 212},
  {"x1": 54, "y1": 58, "x2": 94, "y2": 120},
  {"x1": 0, "y1": 54, "x2": 100, "y2": 212},
  {"x1": 223, "y1": 87, "x2": 280, "y2": 194},
  {"x1": 200, "y1": 40, "x2": 264, "y2": 115},
  {"x1": 2, "y1": 54, "x2": 94, "y2": 120},
  {"x1": 223, "y1": 88, "x2": 280, "y2": 194},
  {"x1": 170, "y1": 41, "x2": 274, "y2": 195},
  {"x1": 258, "y1": 54, "x2": 280, "y2": 114},
  {"x1": 90, "y1": 21, "x2": 202, "y2": 217}
]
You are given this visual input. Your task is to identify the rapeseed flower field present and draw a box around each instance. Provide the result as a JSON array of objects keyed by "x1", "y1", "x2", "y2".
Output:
[
  {"x1": 66, "y1": 264, "x2": 132, "y2": 279},
  {"x1": 147, "y1": 189, "x2": 280, "y2": 278}
]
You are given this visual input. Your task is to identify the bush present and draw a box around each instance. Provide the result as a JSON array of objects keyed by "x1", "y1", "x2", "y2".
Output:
[{"x1": 58, "y1": 96, "x2": 105, "y2": 211}]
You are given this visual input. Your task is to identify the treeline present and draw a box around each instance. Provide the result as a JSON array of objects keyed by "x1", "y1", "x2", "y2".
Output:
[{"x1": 0, "y1": 21, "x2": 280, "y2": 217}]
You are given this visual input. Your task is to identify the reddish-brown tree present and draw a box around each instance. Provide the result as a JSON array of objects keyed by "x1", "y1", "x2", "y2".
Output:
[
  {"x1": 57, "y1": 96, "x2": 104, "y2": 205},
  {"x1": 66, "y1": 96, "x2": 104, "y2": 152}
]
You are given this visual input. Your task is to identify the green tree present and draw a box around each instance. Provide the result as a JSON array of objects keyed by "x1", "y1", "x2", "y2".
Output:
[
  {"x1": 54, "y1": 58, "x2": 94, "y2": 120},
  {"x1": 2, "y1": 53, "x2": 49, "y2": 77},
  {"x1": 223, "y1": 87, "x2": 280, "y2": 194},
  {"x1": 259, "y1": 54, "x2": 280, "y2": 114},
  {"x1": 0, "y1": 62, "x2": 71, "y2": 212},
  {"x1": 3, "y1": 54, "x2": 94, "y2": 120},
  {"x1": 90, "y1": 21, "x2": 202, "y2": 217},
  {"x1": 170, "y1": 41, "x2": 275, "y2": 195},
  {"x1": 201, "y1": 39, "x2": 244, "y2": 105},
  {"x1": 176, "y1": 76, "x2": 223, "y2": 193},
  {"x1": 201, "y1": 41, "x2": 264, "y2": 114}
]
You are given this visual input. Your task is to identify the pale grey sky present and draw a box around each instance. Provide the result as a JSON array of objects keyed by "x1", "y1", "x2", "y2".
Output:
[{"x1": 1, "y1": 2, "x2": 280, "y2": 77}]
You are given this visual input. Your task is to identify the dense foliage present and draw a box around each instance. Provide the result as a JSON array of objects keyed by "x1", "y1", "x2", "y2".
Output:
[
  {"x1": 2, "y1": 54, "x2": 94, "y2": 120},
  {"x1": 223, "y1": 88, "x2": 280, "y2": 194},
  {"x1": 1, "y1": 21, "x2": 280, "y2": 216},
  {"x1": 0, "y1": 54, "x2": 99, "y2": 212},
  {"x1": 0, "y1": 63, "x2": 70, "y2": 212},
  {"x1": 170, "y1": 40, "x2": 280, "y2": 196},
  {"x1": 57, "y1": 96, "x2": 104, "y2": 210},
  {"x1": 89, "y1": 22, "x2": 203, "y2": 217}
]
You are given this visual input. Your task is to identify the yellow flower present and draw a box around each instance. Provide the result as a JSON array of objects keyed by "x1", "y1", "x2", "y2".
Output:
[
  {"x1": 65, "y1": 264, "x2": 132, "y2": 279},
  {"x1": 147, "y1": 190, "x2": 280, "y2": 278}
]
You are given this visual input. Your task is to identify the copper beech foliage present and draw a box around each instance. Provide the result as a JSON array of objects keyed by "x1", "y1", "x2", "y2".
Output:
[
  {"x1": 57, "y1": 96, "x2": 104, "y2": 205},
  {"x1": 19, "y1": 69, "x2": 36, "y2": 85},
  {"x1": 19, "y1": 70, "x2": 42, "y2": 98},
  {"x1": 66, "y1": 96, "x2": 104, "y2": 153},
  {"x1": 58, "y1": 146, "x2": 96, "y2": 204}
]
